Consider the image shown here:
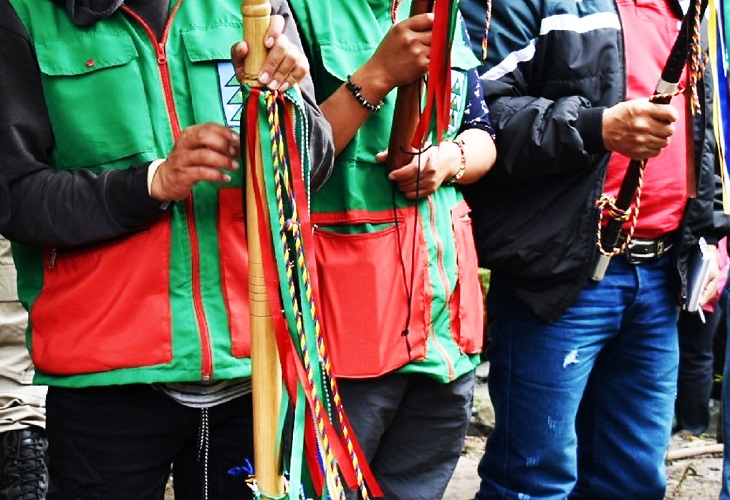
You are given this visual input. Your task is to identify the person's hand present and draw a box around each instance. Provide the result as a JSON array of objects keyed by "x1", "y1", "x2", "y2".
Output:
[
  {"x1": 700, "y1": 244, "x2": 721, "y2": 308},
  {"x1": 151, "y1": 123, "x2": 240, "y2": 201},
  {"x1": 602, "y1": 98, "x2": 678, "y2": 160},
  {"x1": 231, "y1": 15, "x2": 309, "y2": 91},
  {"x1": 360, "y1": 13, "x2": 434, "y2": 92},
  {"x1": 378, "y1": 140, "x2": 461, "y2": 199}
]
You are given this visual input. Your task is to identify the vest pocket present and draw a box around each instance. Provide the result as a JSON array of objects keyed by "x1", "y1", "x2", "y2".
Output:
[
  {"x1": 449, "y1": 201, "x2": 484, "y2": 354},
  {"x1": 30, "y1": 218, "x2": 173, "y2": 375},
  {"x1": 217, "y1": 188, "x2": 251, "y2": 358},
  {"x1": 36, "y1": 33, "x2": 154, "y2": 169},
  {"x1": 312, "y1": 209, "x2": 429, "y2": 378},
  {"x1": 180, "y1": 25, "x2": 242, "y2": 127}
]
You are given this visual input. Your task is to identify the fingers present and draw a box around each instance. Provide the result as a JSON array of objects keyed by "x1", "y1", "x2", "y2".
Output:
[
  {"x1": 231, "y1": 14, "x2": 308, "y2": 91},
  {"x1": 647, "y1": 101, "x2": 679, "y2": 123},
  {"x1": 264, "y1": 15, "x2": 285, "y2": 48},
  {"x1": 402, "y1": 12, "x2": 435, "y2": 34},
  {"x1": 370, "y1": 14, "x2": 433, "y2": 89},
  {"x1": 151, "y1": 124, "x2": 240, "y2": 201},
  {"x1": 231, "y1": 41, "x2": 249, "y2": 84},
  {"x1": 603, "y1": 99, "x2": 680, "y2": 160},
  {"x1": 388, "y1": 157, "x2": 441, "y2": 199},
  {"x1": 178, "y1": 123, "x2": 240, "y2": 163},
  {"x1": 261, "y1": 34, "x2": 308, "y2": 91}
]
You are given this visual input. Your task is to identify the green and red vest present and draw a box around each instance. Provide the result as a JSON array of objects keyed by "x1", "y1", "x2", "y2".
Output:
[
  {"x1": 290, "y1": 0, "x2": 484, "y2": 383},
  {"x1": 9, "y1": 0, "x2": 266, "y2": 387}
]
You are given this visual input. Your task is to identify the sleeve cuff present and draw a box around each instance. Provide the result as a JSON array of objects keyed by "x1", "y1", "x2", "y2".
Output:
[
  {"x1": 574, "y1": 107, "x2": 608, "y2": 155},
  {"x1": 147, "y1": 159, "x2": 170, "y2": 210}
]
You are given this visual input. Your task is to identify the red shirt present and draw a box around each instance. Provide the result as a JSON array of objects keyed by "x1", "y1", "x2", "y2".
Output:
[{"x1": 603, "y1": 0, "x2": 689, "y2": 238}]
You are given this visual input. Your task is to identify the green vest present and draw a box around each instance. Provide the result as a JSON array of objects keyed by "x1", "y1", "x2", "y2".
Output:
[
  {"x1": 290, "y1": 0, "x2": 484, "y2": 383},
  {"x1": 9, "y1": 0, "x2": 257, "y2": 387}
]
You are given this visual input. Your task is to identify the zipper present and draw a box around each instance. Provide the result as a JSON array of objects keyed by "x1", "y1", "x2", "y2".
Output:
[
  {"x1": 121, "y1": 0, "x2": 213, "y2": 380},
  {"x1": 425, "y1": 196, "x2": 455, "y2": 381}
]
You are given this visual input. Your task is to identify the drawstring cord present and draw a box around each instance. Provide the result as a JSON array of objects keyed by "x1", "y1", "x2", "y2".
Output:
[{"x1": 197, "y1": 407, "x2": 210, "y2": 500}]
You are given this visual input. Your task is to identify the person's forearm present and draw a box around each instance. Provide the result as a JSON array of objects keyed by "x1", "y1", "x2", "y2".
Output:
[{"x1": 320, "y1": 65, "x2": 392, "y2": 155}]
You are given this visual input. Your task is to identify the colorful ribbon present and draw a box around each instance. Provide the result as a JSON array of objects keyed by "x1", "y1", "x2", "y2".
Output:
[{"x1": 243, "y1": 85, "x2": 381, "y2": 500}]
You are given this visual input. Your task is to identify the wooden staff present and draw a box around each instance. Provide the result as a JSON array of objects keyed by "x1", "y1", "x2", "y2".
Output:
[
  {"x1": 386, "y1": 0, "x2": 434, "y2": 170},
  {"x1": 241, "y1": 0, "x2": 285, "y2": 496}
]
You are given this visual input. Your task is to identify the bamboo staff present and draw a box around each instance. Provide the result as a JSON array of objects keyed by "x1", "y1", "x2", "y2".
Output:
[{"x1": 241, "y1": 0, "x2": 285, "y2": 496}]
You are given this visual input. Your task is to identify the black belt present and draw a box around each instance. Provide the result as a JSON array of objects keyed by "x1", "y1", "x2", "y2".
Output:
[{"x1": 616, "y1": 233, "x2": 675, "y2": 264}]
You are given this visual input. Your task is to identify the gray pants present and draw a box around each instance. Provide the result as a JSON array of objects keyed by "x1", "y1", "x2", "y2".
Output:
[{"x1": 338, "y1": 370, "x2": 475, "y2": 500}]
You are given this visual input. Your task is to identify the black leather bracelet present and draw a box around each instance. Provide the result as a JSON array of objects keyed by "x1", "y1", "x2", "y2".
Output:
[{"x1": 345, "y1": 75, "x2": 384, "y2": 113}]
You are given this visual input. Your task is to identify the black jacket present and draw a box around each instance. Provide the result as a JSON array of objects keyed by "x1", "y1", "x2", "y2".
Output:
[{"x1": 460, "y1": 0, "x2": 720, "y2": 321}]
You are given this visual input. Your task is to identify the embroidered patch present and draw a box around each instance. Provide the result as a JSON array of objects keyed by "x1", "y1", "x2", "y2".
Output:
[
  {"x1": 218, "y1": 62, "x2": 243, "y2": 129},
  {"x1": 449, "y1": 70, "x2": 467, "y2": 135}
]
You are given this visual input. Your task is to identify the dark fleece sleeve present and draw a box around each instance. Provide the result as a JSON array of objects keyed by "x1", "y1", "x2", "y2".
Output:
[{"x1": 0, "y1": 0, "x2": 165, "y2": 248}]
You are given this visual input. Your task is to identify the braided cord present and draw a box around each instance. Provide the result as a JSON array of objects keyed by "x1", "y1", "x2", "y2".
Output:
[
  {"x1": 595, "y1": 161, "x2": 646, "y2": 256},
  {"x1": 688, "y1": 0, "x2": 705, "y2": 114},
  {"x1": 482, "y1": 0, "x2": 492, "y2": 61},
  {"x1": 267, "y1": 93, "x2": 356, "y2": 500},
  {"x1": 268, "y1": 91, "x2": 374, "y2": 500}
]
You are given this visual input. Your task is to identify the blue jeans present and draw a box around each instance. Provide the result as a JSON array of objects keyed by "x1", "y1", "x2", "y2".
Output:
[
  {"x1": 476, "y1": 255, "x2": 679, "y2": 499},
  {"x1": 720, "y1": 282, "x2": 730, "y2": 499}
]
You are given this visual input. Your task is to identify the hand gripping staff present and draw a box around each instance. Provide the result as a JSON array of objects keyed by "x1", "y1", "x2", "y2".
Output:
[
  {"x1": 387, "y1": 0, "x2": 462, "y2": 169},
  {"x1": 239, "y1": 1, "x2": 381, "y2": 498},
  {"x1": 592, "y1": 0, "x2": 708, "y2": 281}
]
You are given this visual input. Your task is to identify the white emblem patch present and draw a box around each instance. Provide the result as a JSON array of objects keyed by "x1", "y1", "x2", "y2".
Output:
[{"x1": 217, "y1": 62, "x2": 243, "y2": 129}]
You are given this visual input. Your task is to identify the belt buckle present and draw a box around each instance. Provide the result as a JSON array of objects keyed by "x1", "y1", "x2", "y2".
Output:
[
  {"x1": 624, "y1": 236, "x2": 670, "y2": 264},
  {"x1": 625, "y1": 241, "x2": 648, "y2": 264}
]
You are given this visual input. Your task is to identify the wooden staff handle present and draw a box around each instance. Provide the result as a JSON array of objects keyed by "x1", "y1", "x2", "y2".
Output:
[
  {"x1": 386, "y1": 0, "x2": 434, "y2": 170},
  {"x1": 241, "y1": 0, "x2": 284, "y2": 496}
]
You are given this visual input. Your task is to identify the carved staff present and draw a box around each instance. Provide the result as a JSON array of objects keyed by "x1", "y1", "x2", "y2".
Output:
[
  {"x1": 241, "y1": 0, "x2": 285, "y2": 496},
  {"x1": 592, "y1": 0, "x2": 708, "y2": 280}
]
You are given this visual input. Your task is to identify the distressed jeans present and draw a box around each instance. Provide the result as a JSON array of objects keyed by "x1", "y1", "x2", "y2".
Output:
[{"x1": 476, "y1": 255, "x2": 679, "y2": 500}]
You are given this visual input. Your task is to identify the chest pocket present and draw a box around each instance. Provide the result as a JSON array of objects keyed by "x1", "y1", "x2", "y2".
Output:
[
  {"x1": 181, "y1": 24, "x2": 242, "y2": 129},
  {"x1": 318, "y1": 41, "x2": 393, "y2": 162},
  {"x1": 36, "y1": 33, "x2": 154, "y2": 170}
]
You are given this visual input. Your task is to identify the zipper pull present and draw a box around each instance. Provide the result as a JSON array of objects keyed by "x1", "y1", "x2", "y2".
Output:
[
  {"x1": 48, "y1": 249, "x2": 58, "y2": 271},
  {"x1": 157, "y1": 42, "x2": 167, "y2": 65}
]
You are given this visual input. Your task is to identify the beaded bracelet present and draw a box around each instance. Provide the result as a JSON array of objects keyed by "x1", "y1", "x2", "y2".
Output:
[
  {"x1": 446, "y1": 139, "x2": 466, "y2": 185},
  {"x1": 345, "y1": 75, "x2": 384, "y2": 113}
]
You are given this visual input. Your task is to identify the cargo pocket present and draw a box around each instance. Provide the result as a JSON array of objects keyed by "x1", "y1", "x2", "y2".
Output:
[
  {"x1": 312, "y1": 209, "x2": 429, "y2": 378},
  {"x1": 450, "y1": 201, "x2": 484, "y2": 354},
  {"x1": 36, "y1": 33, "x2": 154, "y2": 169},
  {"x1": 30, "y1": 218, "x2": 173, "y2": 375},
  {"x1": 218, "y1": 188, "x2": 250, "y2": 358}
]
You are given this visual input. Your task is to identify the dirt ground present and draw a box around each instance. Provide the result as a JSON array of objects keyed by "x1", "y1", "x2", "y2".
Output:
[
  {"x1": 165, "y1": 363, "x2": 726, "y2": 499},
  {"x1": 443, "y1": 434, "x2": 724, "y2": 500},
  {"x1": 443, "y1": 366, "x2": 725, "y2": 500}
]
